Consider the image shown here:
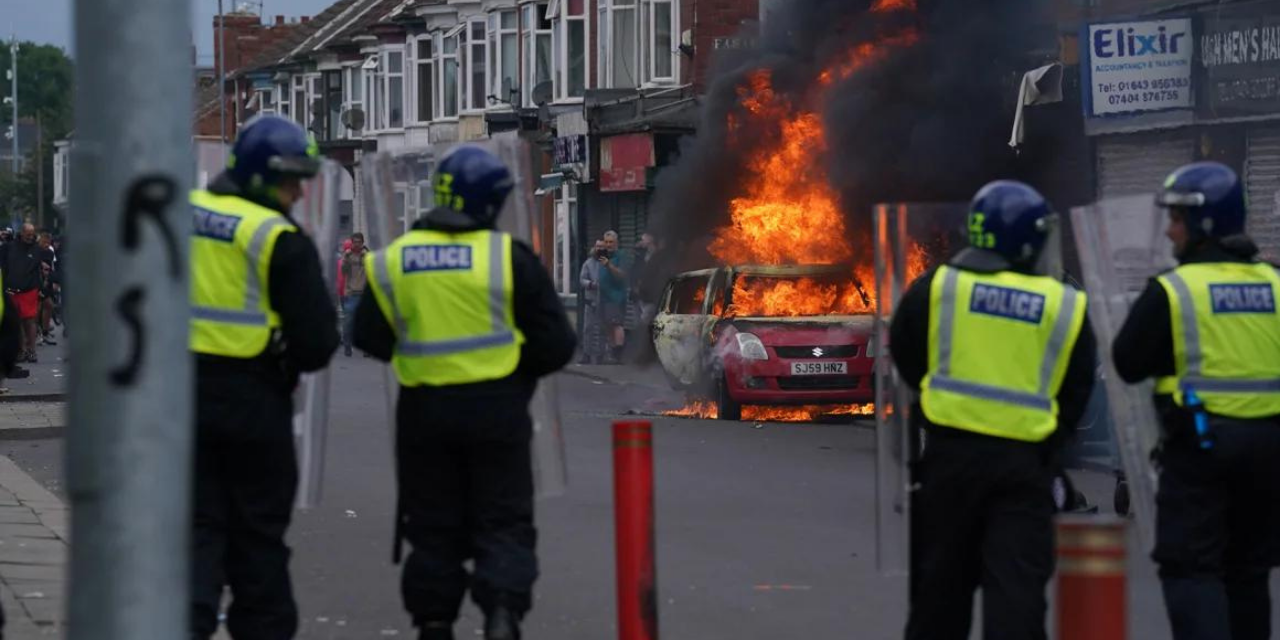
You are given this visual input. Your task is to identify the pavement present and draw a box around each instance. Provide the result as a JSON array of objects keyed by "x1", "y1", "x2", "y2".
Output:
[{"x1": 0, "y1": 352, "x2": 1276, "y2": 638}]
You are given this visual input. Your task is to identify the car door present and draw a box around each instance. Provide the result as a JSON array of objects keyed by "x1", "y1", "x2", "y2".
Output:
[{"x1": 652, "y1": 272, "x2": 715, "y2": 386}]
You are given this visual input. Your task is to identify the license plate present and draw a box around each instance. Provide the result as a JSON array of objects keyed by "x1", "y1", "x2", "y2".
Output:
[{"x1": 790, "y1": 361, "x2": 847, "y2": 376}]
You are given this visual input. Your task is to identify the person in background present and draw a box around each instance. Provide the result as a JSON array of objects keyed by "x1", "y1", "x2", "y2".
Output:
[
  {"x1": 597, "y1": 231, "x2": 630, "y2": 364},
  {"x1": 578, "y1": 240, "x2": 606, "y2": 365},
  {"x1": 1, "y1": 224, "x2": 48, "y2": 363},
  {"x1": 628, "y1": 233, "x2": 665, "y2": 364},
  {"x1": 337, "y1": 238, "x2": 351, "y2": 302},
  {"x1": 340, "y1": 233, "x2": 370, "y2": 357},
  {"x1": 36, "y1": 232, "x2": 57, "y2": 346}
]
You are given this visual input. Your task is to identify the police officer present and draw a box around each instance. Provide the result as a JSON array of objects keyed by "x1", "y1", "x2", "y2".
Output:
[
  {"x1": 353, "y1": 146, "x2": 576, "y2": 640},
  {"x1": 1113, "y1": 162, "x2": 1280, "y2": 640},
  {"x1": 889, "y1": 181, "x2": 1097, "y2": 640},
  {"x1": 189, "y1": 116, "x2": 339, "y2": 640}
]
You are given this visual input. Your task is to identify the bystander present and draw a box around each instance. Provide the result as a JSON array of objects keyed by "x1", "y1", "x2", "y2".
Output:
[{"x1": 340, "y1": 233, "x2": 370, "y2": 357}]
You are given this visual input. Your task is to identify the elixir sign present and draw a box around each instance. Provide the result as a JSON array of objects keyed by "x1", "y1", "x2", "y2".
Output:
[{"x1": 1084, "y1": 18, "x2": 1195, "y2": 117}]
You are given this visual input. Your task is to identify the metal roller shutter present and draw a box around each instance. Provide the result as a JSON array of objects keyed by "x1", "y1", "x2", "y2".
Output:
[
  {"x1": 1246, "y1": 128, "x2": 1280, "y2": 259},
  {"x1": 1096, "y1": 133, "x2": 1194, "y2": 200}
]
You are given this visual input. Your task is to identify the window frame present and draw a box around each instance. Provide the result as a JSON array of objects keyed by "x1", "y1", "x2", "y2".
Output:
[
  {"x1": 343, "y1": 65, "x2": 365, "y2": 138},
  {"x1": 522, "y1": 3, "x2": 554, "y2": 108},
  {"x1": 413, "y1": 35, "x2": 436, "y2": 125},
  {"x1": 439, "y1": 28, "x2": 462, "y2": 119},
  {"x1": 600, "y1": 0, "x2": 639, "y2": 89},
  {"x1": 322, "y1": 69, "x2": 344, "y2": 141},
  {"x1": 276, "y1": 80, "x2": 292, "y2": 121},
  {"x1": 293, "y1": 74, "x2": 309, "y2": 127},
  {"x1": 487, "y1": 9, "x2": 520, "y2": 108},
  {"x1": 552, "y1": 0, "x2": 589, "y2": 102},
  {"x1": 640, "y1": 0, "x2": 677, "y2": 85},
  {"x1": 462, "y1": 18, "x2": 488, "y2": 113},
  {"x1": 383, "y1": 46, "x2": 406, "y2": 130}
]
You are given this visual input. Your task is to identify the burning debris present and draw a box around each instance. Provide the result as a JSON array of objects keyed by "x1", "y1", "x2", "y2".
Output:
[{"x1": 663, "y1": 401, "x2": 876, "y2": 422}]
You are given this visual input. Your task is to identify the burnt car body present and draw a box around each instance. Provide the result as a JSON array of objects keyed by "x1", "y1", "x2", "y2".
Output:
[{"x1": 652, "y1": 264, "x2": 875, "y2": 420}]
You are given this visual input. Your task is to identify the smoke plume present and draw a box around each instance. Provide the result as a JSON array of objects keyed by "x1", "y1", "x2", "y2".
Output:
[{"x1": 650, "y1": 0, "x2": 1047, "y2": 267}]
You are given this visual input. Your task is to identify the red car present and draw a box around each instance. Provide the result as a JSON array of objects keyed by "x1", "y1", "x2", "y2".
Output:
[{"x1": 652, "y1": 265, "x2": 876, "y2": 420}]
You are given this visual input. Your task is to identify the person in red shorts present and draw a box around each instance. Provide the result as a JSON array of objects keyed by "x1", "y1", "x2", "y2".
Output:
[{"x1": 1, "y1": 224, "x2": 51, "y2": 363}]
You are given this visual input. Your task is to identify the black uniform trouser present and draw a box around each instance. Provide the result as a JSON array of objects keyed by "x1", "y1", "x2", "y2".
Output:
[
  {"x1": 905, "y1": 431, "x2": 1056, "y2": 640},
  {"x1": 1155, "y1": 419, "x2": 1280, "y2": 640},
  {"x1": 396, "y1": 385, "x2": 538, "y2": 625},
  {"x1": 191, "y1": 374, "x2": 299, "y2": 640}
]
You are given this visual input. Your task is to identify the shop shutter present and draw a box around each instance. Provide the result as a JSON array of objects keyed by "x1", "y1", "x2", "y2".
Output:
[
  {"x1": 1246, "y1": 128, "x2": 1280, "y2": 260},
  {"x1": 1096, "y1": 133, "x2": 1194, "y2": 200}
]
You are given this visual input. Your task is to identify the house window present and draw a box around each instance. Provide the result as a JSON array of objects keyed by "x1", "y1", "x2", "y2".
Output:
[
  {"x1": 385, "y1": 49, "x2": 405, "y2": 128},
  {"x1": 488, "y1": 10, "x2": 519, "y2": 107},
  {"x1": 363, "y1": 54, "x2": 383, "y2": 130},
  {"x1": 600, "y1": 0, "x2": 638, "y2": 88},
  {"x1": 276, "y1": 81, "x2": 291, "y2": 120},
  {"x1": 344, "y1": 66, "x2": 365, "y2": 137},
  {"x1": 256, "y1": 87, "x2": 275, "y2": 117},
  {"x1": 549, "y1": 0, "x2": 587, "y2": 100},
  {"x1": 293, "y1": 75, "x2": 308, "y2": 127},
  {"x1": 441, "y1": 30, "x2": 461, "y2": 118},
  {"x1": 640, "y1": 0, "x2": 676, "y2": 83},
  {"x1": 306, "y1": 74, "x2": 323, "y2": 134},
  {"x1": 522, "y1": 4, "x2": 553, "y2": 107},
  {"x1": 324, "y1": 70, "x2": 343, "y2": 140},
  {"x1": 415, "y1": 37, "x2": 435, "y2": 124},
  {"x1": 463, "y1": 19, "x2": 487, "y2": 111}
]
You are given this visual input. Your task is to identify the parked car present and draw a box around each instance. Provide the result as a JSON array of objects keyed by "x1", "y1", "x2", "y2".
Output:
[{"x1": 652, "y1": 264, "x2": 876, "y2": 420}]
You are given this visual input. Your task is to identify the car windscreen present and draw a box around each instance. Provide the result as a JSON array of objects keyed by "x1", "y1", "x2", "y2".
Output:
[{"x1": 727, "y1": 272, "x2": 871, "y2": 317}]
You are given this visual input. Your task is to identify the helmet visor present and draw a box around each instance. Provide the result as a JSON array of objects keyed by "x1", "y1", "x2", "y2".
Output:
[
  {"x1": 268, "y1": 155, "x2": 322, "y2": 178},
  {"x1": 1155, "y1": 190, "x2": 1206, "y2": 208}
]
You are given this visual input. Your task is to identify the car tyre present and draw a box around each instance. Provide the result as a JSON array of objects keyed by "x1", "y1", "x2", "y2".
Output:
[{"x1": 716, "y1": 375, "x2": 742, "y2": 421}]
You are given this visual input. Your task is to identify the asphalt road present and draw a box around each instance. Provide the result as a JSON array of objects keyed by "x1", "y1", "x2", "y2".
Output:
[{"x1": 4, "y1": 354, "x2": 1280, "y2": 639}]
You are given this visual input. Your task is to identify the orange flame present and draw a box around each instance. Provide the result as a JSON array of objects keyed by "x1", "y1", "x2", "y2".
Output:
[
  {"x1": 709, "y1": 17, "x2": 923, "y2": 319},
  {"x1": 663, "y1": 402, "x2": 876, "y2": 421},
  {"x1": 871, "y1": 0, "x2": 916, "y2": 13}
]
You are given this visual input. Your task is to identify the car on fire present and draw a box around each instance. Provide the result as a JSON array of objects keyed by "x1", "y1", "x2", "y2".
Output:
[{"x1": 652, "y1": 264, "x2": 876, "y2": 420}]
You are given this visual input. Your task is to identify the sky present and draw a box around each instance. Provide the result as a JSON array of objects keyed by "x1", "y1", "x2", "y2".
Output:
[{"x1": 0, "y1": 0, "x2": 336, "y2": 64}]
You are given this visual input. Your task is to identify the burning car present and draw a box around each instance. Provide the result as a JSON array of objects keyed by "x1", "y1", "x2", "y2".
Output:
[{"x1": 653, "y1": 264, "x2": 875, "y2": 421}]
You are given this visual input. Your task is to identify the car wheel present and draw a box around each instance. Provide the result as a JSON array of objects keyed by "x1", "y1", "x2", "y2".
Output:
[{"x1": 716, "y1": 375, "x2": 742, "y2": 421}]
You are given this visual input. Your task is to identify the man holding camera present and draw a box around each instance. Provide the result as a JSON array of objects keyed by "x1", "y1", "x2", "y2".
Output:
[{"x1": 597, "y1": 231, "x2": 629, "y2": 364}]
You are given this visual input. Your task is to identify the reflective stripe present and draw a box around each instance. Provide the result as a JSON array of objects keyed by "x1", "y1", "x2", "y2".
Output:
[
  {"x1": 1163, "y1": 271, "x2": 1202, "y2": 376},
  {"x1": 193, "y1": 306, "x2": 269, "y2": 326},
  {"x1": 935, "y1": 267, "x2": 960, "y2": 376},
  {"x1": 929, "y1": 375, "x2": 1053, "y2": 411},
  {"x1": 1040, "y1": 287, "x2": 1079, "y2": 396},
  {"x1": 399, "y1": 331, "x2": 517, "y2": 356},
  {"x1": 243, "y1": 217, "x2": 291, "y2": 312},
  {"x1": 488, "y1": 232, "x2": 505, "y2": 332},
  {"x1": 1183, "y1": 377, "x2": 1280, "y2": 393},
  {"x1": 372, "y1": 249, "x2": 409, "y2": 336}
]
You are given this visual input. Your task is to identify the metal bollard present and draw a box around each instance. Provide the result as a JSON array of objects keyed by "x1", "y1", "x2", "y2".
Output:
[
  {"x1": 613, "y1": 420, "x2": 658, "y2": 640},
  {"x1": 1056, "y1": 515, "x2": 1127, "y2": 640}
]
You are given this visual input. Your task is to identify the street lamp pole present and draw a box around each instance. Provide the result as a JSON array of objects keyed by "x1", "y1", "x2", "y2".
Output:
[
  {"x1": 9, "y1": 36, "x2": 17, "y2": 176},
  {"x1": 218, "y1": 0, "x2": 226, "y2": 143}
]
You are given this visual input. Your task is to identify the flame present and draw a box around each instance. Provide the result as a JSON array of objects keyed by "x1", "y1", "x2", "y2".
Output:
[
  {"x1": 708, "y1": 17, "x2": 924, "y2": 318},
  {"x1": 663, "y1": 402, "x2": 876, "y2": 421},
  {"x1": 871, "y1": 0, "x2": 916, "y2": 13}
]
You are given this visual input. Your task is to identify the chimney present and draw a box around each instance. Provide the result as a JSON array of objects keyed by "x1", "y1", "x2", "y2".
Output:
[{"x1": 275, "y1": 15, "x2": 285, "y2": 26}]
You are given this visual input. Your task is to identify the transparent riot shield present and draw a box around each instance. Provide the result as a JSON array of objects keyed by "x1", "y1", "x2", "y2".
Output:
[
  {"x1": 872, "y1": 202, "x2": 969, "y2": 576},
  {"x1": 289, "y1": 159, "x2": 344, "y2": 509},
  {"x1": 1070, "y1": 195, "x2": 1173, "y2": 552},
  {"x1": 361, "y1": 140, "x2": 567, "y2": 498}
]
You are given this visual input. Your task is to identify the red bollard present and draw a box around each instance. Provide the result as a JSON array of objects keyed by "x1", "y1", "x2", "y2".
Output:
[
  {"x1": 1056, "y1": 515, "x2": 1127, "y2": 640},
  {"x1": 613, "y1": 420, "x2": 658, "y2": 640}
]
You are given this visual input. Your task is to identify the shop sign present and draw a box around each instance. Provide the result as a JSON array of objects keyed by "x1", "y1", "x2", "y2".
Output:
[
  {"x1": 600, "y1": 134, "x2": 654, "y2": 193},
  {"x1": 1082, "y1": 18, "x2": 1195, "y2": 117},
  {"x1": 1200, "y1": 4, "x2": 1280, "y2": 117},
  {"x1": 553, "y1": 135, "x2": 587, "y2": 168}
]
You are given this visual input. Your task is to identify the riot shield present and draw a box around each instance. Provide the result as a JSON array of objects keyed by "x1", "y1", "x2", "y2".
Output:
[
  {"x1": 872, "y1": 202, "x2": 969, "y2": 577},
  {"x1": 1070, "y1": 195, "x2": 1172, "y2": 552},
  {"x1": 361, "y1": 140, "x2": 568, "y2": 498},
  {"x1": 290, "y1": 159, "x2": 344, "y2": 510}
]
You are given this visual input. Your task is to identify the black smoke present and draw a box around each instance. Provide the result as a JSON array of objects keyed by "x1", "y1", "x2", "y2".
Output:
[{"x1": 650, "y1": 0, "x2": 1050, "y2": 268}]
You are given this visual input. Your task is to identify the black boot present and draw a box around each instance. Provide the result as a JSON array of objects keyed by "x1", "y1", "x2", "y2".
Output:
[
  {"x1": 418, "y1": 620, "x2": 454, "y2": 640},
  {"x1": 484, "y1": 607, "x2": 521, "y2": 640}
]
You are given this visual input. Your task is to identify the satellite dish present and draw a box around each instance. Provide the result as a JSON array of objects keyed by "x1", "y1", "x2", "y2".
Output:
[
  {"x1": 341, "y1": 108, "x2": 366, "y2": 132},
  {"x1": 532, "y1": 81, "x2": 553, "y2": 107}
]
